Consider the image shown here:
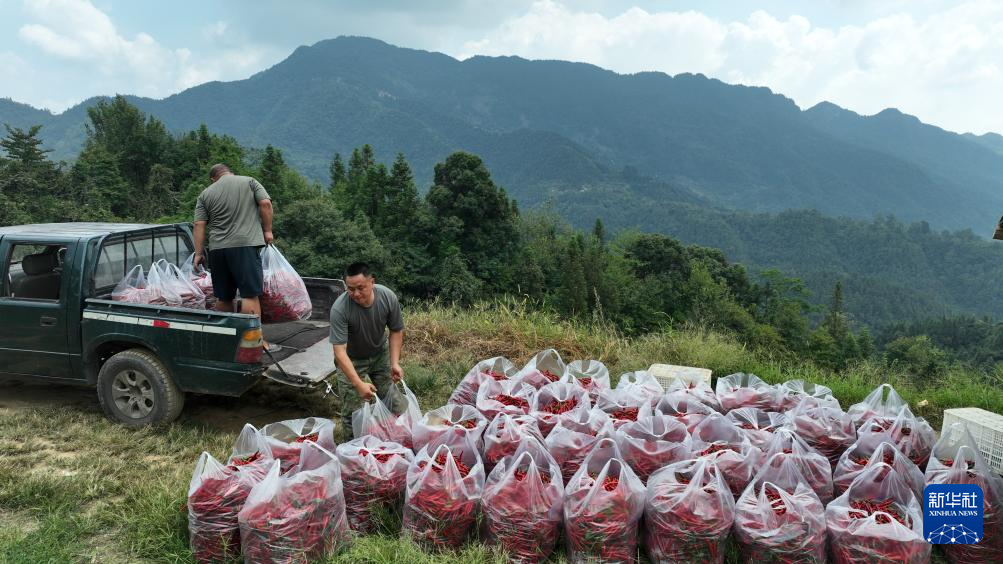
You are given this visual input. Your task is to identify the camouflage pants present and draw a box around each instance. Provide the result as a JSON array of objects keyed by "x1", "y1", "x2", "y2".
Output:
[{"x1": 333, "y1": 345, "x2": 406, "y2": 438}]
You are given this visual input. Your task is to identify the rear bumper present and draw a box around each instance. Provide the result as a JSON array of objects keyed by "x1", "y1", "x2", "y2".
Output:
[{"x1": 173, "y1": 357, "x2": 263, "y2": 397}]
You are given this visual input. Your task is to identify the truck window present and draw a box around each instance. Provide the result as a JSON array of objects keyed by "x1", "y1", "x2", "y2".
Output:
[
  {"x1": 3, "y1": 243, "x2": 67, "y2": 301},
  {"x1": 93, "y1": 232, "x2": 192, "y2": 291}
]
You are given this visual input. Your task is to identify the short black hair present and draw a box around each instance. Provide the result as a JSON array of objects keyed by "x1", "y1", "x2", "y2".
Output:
[
  {"x1": 345, "y1": 262, "x2": 371, "y2": 278},
  {"x1": 209, "y1": 163, "x2": 230, "y2": 180}
]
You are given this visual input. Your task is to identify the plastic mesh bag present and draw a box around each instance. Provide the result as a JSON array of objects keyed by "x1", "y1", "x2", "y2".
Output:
[
  {"x1": 664, "y1": 373, "x2": 722, "y2": 412},
  {"x1": 259, "y1": 245, "x2": 312, "y2": 323},
  {"x1": 691, "y1": 413, "x2": 764, "y2": 496},
  {"x1": 352, "y1": 380, "x2": 421, "y2": 450},
  {"x1": 595, "y1": 387, "x2": 652, "y2": 430},
  {"x1": 530, "y1": 381, "x2": 591, "y2": 437},
  {"x1": 826, "y1": 462, "x2": 929, "y2": 563},
  {"x1": 563, "y1": 438, "x2": 645, "y2": 564},
  {"x1": 615, "y1": 370, "x2": 664, "y2": 405},
  {"x1": 562, "y1": 359, "x2": 611, "y2": 403},
  {"x1": 483, "y1": 445, "x2": 564, "y2": 563},
  {"x1": 925, "y1": 422, "x2": 1003, "y2": 563},
  {"x1": 182, "y1": 253, "x2": 216, "y2": 309},
  {"x1": 156, "y1": 259, "x2": 206, "y2": 309},
  {"x1": 858, "y1": 406, "x2": 935, "y2": 469},
  {"x1": 847, "y1": 383, "x2": 908, "y2": 427},
  {"x1": 259, "y1": 417, "x2": 337, "y2": 473},
  {"x1": 334, "y1": 436, "x2": 413, "y2": 534},
  {"x1": 762, "y1": 427, "x2": 834, "y2": 504},
  {"x1": 734, "y1": 453, "x2": 828, "y2": 564},
  {"x1": 833, "y1": 435, "x2": 925, "y2": 500},
  {"x1": 403, "y1": 442, "x2": 486, "y2": 550},
  {"x1": 227, "y1": 424, "x2": 275, "y2": 469},
  {"x1": 615, "y1": 414, "x2": 691, "y2": 483},
  {"x1": 545, "y1": 407, "x2": 614, "y2": 483},
  {"x1": 111, "y1": 264, "x2": 158, "y2": 304},
  {"x1": 778, "y1": 379, "x2": 837, "y2": 411},
  {"x1": 412, "y1": 404, "x2": 487, "y2": 453},
  {"x1": 726, "y1": 407, "x2": 790, "y2": 450},
  {"x1": 482, "y1": 413, "x2": 545, "y2": 471},
  {"x1": 715, "y1": 372, "x2": 781, "y2": 412},
  {"x1": 788, "y1": 396, "x2": 857, "y2": 467},
  {"x1": 449, "y1": 356, "x2": 518, "y2": 406},
  {"x1": 644, "y1": 459, "x2": 735, "y2": 564},
  {"x1": 237, "y1": 443, "x2": 350, "y2": 563},
  {"x1": 515, "y1": 349, "x2": 567, "y2": 387},
  {"x1": 476, "y1": 377, "x2": 537, "y2": 421},
  {"x1": 654, "y1": 390, "x2": 716, "y2": 433},
  {"x1": 187, "y1": 451, "x2": 270, "y2": 563}
]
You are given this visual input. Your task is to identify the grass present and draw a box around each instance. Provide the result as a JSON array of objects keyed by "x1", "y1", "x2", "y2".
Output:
[{"x1": 0, "y1": 301, "x2": 992, "y2": 562}]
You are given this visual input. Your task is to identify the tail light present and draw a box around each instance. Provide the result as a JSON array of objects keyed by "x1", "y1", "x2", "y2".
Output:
[{"x1": 236, "y1": 328, "x2": 263, "y2": 364}]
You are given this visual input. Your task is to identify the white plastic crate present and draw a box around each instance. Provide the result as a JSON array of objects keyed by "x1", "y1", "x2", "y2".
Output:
[
  {"x1": 647, "y1": 363, "x2": 713, "y2": 390},
  {"x1": 942, "y1": 407, "x2": 1003, "y2": 474}
]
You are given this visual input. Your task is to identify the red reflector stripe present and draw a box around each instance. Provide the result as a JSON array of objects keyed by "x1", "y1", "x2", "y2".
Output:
[{"x1": 152, "y1": 320, "x2": 170, "y2": 328}]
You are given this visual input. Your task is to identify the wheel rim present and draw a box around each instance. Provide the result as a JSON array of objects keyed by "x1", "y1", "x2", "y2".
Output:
[{"x1": 111, "y1": 369, "x2": 155, "y2": 419}]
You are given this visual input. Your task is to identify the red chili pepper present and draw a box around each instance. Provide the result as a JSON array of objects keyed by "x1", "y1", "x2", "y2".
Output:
[
  {"x1": 542, "y1": 369, "x2": 561, "y2": 382},
  {"x1": 228, "y1": 451, "x2": 261, "y2": 468},
  {"x1": 699, "y1": 443, "x2": 737, "y2": 457},
  {"x1": 492, "y1": 394, "x2": 530, "y2": 411},
  {"x1": 609, "y1": 407, "x2": 639, "y2": 422},
  {"x1": 260, "y1": 270, "x2": 312, "y2": 323},
  {"x1": 542, "y1": 397, "x2": 578, "y2": 415},
  {"x1": 294, "y1": 432, "x2": 319, "y2": 444}
]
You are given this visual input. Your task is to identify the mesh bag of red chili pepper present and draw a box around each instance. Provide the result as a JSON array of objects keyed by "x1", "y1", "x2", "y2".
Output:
[
  {"x1": 482, "y1": 413, "x2": 545, "y2": 471},
  {"x1": 847, "y1": 383, "x2": 908, "y2": 428},
  {"x1": 726, "y1": 407, "x2": 790, "y2": 450},
  {"x1": 403, "y1": 442, "x2": 486, "y2": 550},
  {"x1": 596, "y1": 387, "x2": 652, "y2": 430},
  {"x1": 227, "y1": 424, "x2": 275, "y2": 470},
  {"x1": 715, "y1": 372, "x2": 782, "y2": 412},
  {"x1": 826, "y1": 462, "x2": 929, "y2": 563},
  {"x1": 564, "y1": 438, "x2": 645, "y2": 563},
  {"x1": 515, "y1": 349, "x2": 567, "y2": 388},
  {"x1": 258, "y1": 245, "x2": 312, "y2": 324},
  {"x1": 644, "y1": 458, "x2": 735, "y2": 564},
  {"x1": 615, "y1": 370, "x2": 665, "y2": 406},
  {"x1": 926, "y1": 422, "x2": 1003, "y2": 563},
  {"x1": 777, "y1": 379, "x2": 838, "y2": 411},
  {"x1": 734, "y1": 452, "x2": 828, "y2": 563},
  {"x1": 762, "y1": 427, "x2": 834, "y2": 504},
  {"x1": 833, "y1": 435, "x2": 925, "y2": 500},
  {"x1": 334, "y1": 436, "x2": 413, "y2": 534},
  {"x1": 665, "y1": 373, "x2": 723, "y2": 413},
  {"x1": 352, "y1": 380, "x2": 421, "y2": 450},
  {"x1": 413, "y1": 404, "x2": 487, "y2": 453},
  {"x1": 530, "y1": 381, "x2": 591, "y2": 437},
  {"x1": 112, "y1": 264, "x2": 150, "y2": 304},
  {"x1": 482, "y1": 447, "x2": 564, "y2": 563},
  {"x1": 858, "y1": 406, "x2": 935, "y2": 470},
  {"x1": 449, "y1": 356, "x2": 518, "y2": 406},
  {"x1": 187, "y1": 451, "x2": 270, "y2": 563},
  {"x1": 155, "y1": 260, "x2": 207, "y2": 310},
  {"x1": 615, "y1": 415, "x2": 691, "y2": 483},
  {"x1": 476, "y1": 377, "x2": 537, "y2": 421},
  {"x1": 654, "y1": 391, "x2": 716, "y2": 433},
  {"x1": 546, "y1": 407, "x2": 615, "y2": 483},
  {"x1": 182, "y1": 253, "x2": 216, "y2": 309},
  {"x1": 561, "y1": 359, "x2": 611, "y2": 404},
  {"x1": 691, "y1": 413, "x2": 764, "y2": 496},
  {"x1": 258, "y1": 417, "x2": 338, "y2": 474},
  {"x1": 788, "y1": 396, "x2": 857, "y2": 468},
  {"x1": 238, "y1": 443, "x2": 351, "y2": 563}
]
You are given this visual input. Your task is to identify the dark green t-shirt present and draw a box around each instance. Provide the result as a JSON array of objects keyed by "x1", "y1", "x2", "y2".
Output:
[
  {"x1": 194, "y1": 174, "x2": 271, "y2": 249},
  {"x1": 329, "y1": 284, "x2": 405, "y2": 358}
]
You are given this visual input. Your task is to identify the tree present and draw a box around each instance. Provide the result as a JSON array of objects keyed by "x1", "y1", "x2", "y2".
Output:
[
  {"x1": 426, "y1": 152, "x2": 520, "y2": 293},
  {"x1": 1, "y1": 124, "x2": 51, "y2": 168},
  {"x1": 259, "y1": 145, "x2": 286, "y2": 197},
  {"x1": 329, "y1": 152, "x2": 346, "y2": 191},
  {"x1": 85, "y1": 95, "x2": 171, "y2": 190},
  {"x1": 884, "y1": 335, "x2": 948, "y2": 381}
]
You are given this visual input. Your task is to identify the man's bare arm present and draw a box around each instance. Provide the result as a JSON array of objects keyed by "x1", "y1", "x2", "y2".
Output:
[
  {"x1": 193, "y1": 220, "x2": 208, "y2": 268},
  {"x1": 258, "y1": 199, "x2": 274, "y2": 244},
  {"x1": 333, "y1": 343, "x2": 376, "y2": 400},
  {"x1": 389, "y1": 330, "x2": 404, "y2": 382}
]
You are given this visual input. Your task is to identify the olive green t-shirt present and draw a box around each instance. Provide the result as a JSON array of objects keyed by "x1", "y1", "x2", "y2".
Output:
[
  {"x1": 329, "y1": 284, "x2": 405, "y2": 359},
  {"x1": 194, "y1": 175, "x2": 271, "y2": 249}
]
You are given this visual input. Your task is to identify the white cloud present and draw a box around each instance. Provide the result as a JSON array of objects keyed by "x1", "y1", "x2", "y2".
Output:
[
  {"x1": 13, "y1": 0, "x2": 268, "y2": 109},
  {"x1": 458, "y1": 0, "x2": 1003, "y2": 134}
]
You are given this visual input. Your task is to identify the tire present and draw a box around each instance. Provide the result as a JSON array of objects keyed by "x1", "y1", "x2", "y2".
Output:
[{"x1": 96, "y1": 348, "x2": 185, "y2": 427}]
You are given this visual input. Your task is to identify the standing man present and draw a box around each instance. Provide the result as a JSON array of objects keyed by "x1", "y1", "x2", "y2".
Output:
[
  {"x1": 192, "y1": 164, "x2": 273, "y2": 331},
  {"x1": 330, "y1": 262, "x2": 406, "y2": 433}
]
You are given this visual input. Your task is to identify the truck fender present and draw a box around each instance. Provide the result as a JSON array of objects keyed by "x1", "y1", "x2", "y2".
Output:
[{"x1": 84, "y1": 334, "x2": 168, "y2": 385}]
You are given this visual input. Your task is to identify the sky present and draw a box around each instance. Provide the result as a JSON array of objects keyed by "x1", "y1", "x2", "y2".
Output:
[{"x1": 1, "y1": 0, "x2": 1001, "y2": 135}]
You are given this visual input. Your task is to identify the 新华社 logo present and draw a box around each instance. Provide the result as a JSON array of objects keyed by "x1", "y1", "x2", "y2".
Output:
[{"x1": 923, "y1": 483, "x2": 983, "y2": 544}]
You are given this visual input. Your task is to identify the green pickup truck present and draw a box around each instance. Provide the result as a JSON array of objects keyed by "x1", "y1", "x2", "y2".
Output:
[{"x1": 0, "y1": 222, "x2": 344, "y2": 426}]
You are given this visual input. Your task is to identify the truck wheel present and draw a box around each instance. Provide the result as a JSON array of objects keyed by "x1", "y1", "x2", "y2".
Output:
[{"x1": 97, "y1": 348, "x2": 185, "y2": 427}]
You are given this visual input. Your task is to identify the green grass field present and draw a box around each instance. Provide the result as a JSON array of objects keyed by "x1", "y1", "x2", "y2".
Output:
[{"x1": 1, "y1": 302, "x2": 994, "y2": 562}]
